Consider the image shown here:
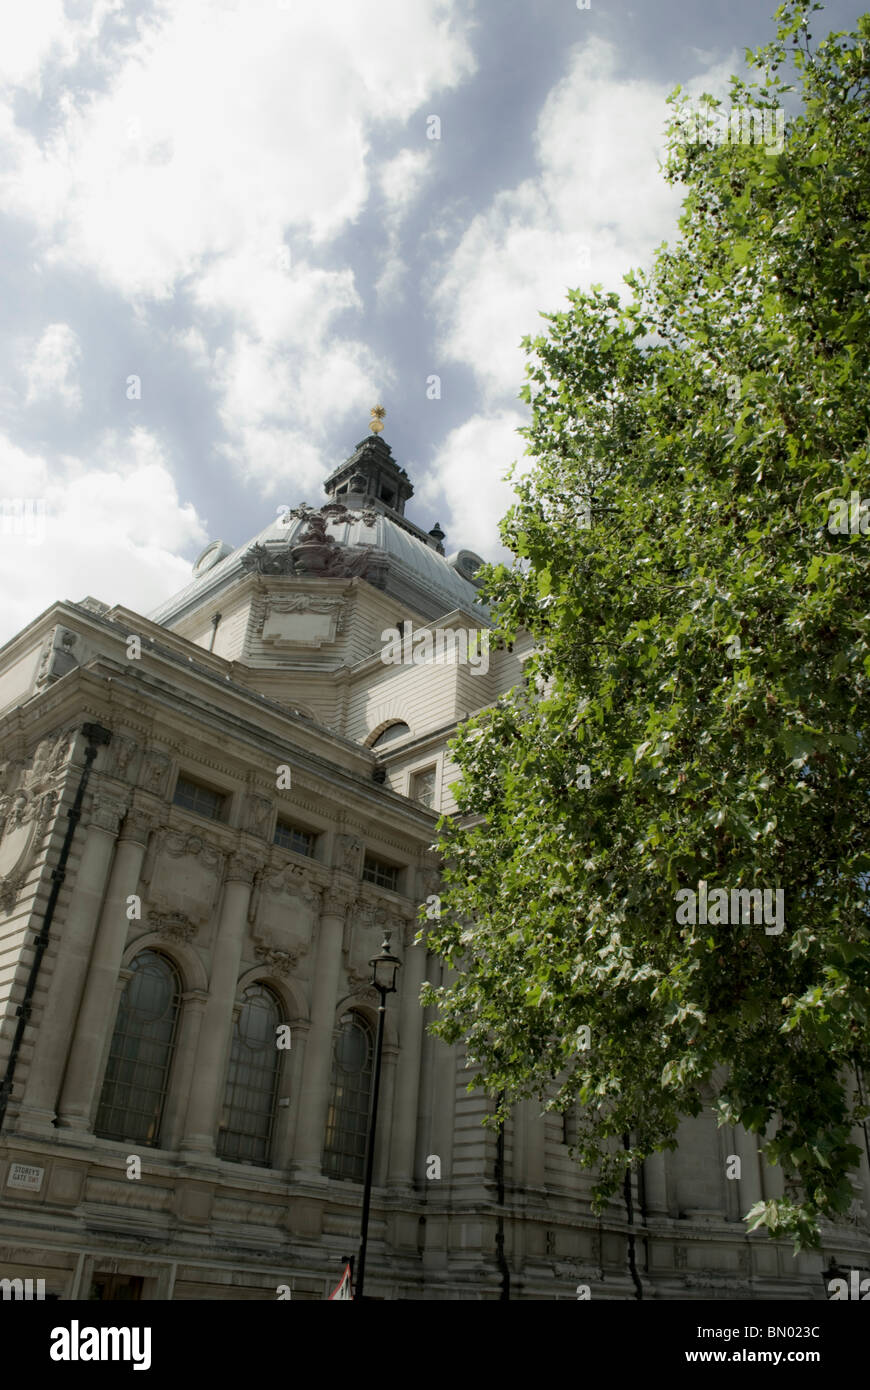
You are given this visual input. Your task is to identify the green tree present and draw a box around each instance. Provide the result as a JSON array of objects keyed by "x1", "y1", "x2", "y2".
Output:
[{"x1": 422, "y1": 1, "x2": 870, "y2": 1251}]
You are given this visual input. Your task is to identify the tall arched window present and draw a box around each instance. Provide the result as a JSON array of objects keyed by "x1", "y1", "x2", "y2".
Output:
[
  {"x1": 95, "y1": 950, "x2": 181, "y2": 1146},
  {"x1": 323, "y1": 1011, "x2": 374, "y2": 1181},
  {"x1": 217, "y1": 983, "x2": 283, "y2": 1167}
]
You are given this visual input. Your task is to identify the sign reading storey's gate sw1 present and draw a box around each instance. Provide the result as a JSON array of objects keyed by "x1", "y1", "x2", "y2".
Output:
[{"x1": 6, "y1": 1163, "x2": 44, "y2": 1191}]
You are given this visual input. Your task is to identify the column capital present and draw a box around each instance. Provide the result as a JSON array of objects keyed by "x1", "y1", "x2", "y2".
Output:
[
  {"x1": 225, "y1": 850, "x2": 261, "y2": 884},
  {"x1": 321, "y1": 885, "x2": 356, "y2": 919},
  {"x1": 89, "y1": 794, "x2": 128, "y2": 834},
  {"x1": 387, "y1": 911, "x2": 419, "y2": 949},
  {"x1": 119, "y1": 805, "x2": 156, "y2": 846}
]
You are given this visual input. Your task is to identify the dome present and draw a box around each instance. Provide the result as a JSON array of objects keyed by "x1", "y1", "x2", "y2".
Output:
[{"x1": 149, "y1": 431, "x2": 488, "y2": 628}]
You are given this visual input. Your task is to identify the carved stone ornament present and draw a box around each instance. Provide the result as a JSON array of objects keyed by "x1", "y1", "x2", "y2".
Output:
[
  {"x1": 0, "y1": 789, "x2": 57, "y2": 914},
  {"x1": 347, "y1": 968, "x2": 379, "y2": 1004},
  {"x1": 254, "y1": 943, "x2": 308, "y2": 976},
  {"x1": 356, "y1": 901, "x2": 387, "y2": 932},
  {"x1": 149, "y1": 910, "x2": 198, "y2": 944},
  {"x1": 259, "y1": 594, "x2": 346, "y2": 648},
  {"x1": 35, "y1": 627, "x2": 79, "y2": 689},
  {"x1": 141, "y1": 749, "x2": 172, "y2": 798},
  {"x1": 225, "y1": 850, "x2": 261, "y2": 884},
  {"x1": 120, "y1": 807, "x2": 155, "y2": 845},
  {"x1": 416, "y1": 866, "x2": 441, "y2": 902},
  {"x1": 90, "y1": 795, "x2": 129, "y2": 834},
  {"x1": 240, "y1": 503, "x2": 376, "y2": 581},
  {"x1": 163, "y1": 831, "x2": 223, "y2": 868},
  {"x1": 110, "y1": 735, "x2": 139, "y2": 781},
  {"x1": 321, "y1": 887, "x2": 355, "y2": 919},
  {"x1": 258, "y1": 863, "x2": 321, "y2": 906},
  {"x1": 244, "y1": 793, "x2": 273, "y2": 839},
  {"x1": 50, "y1": 730, "x2": 75, "y2": 773},
  {"x1": 336, "y1": 835, "x2": 363, "y2": 876},
  {"x1": 147, "y1": 831, "x2": 224, "y2": 927}
]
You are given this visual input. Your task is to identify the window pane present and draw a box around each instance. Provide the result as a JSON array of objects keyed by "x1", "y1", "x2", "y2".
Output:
[
  {"x1": 371, "y1": 723, "x2": 410, "y2": 749},
  {"x1": 95, "y1": 951, "x2": 181, "y2": 1147},
  {"x1": 362, "y1": 856, "x2": 399, "y2": 891},
  {"x1": 173, "y1": 776, "x2": 226, "y2": 820},
  {"x1": 274, "y1": 821, "x2": 314, "y2": 856},
  {"x1": 410, "y1": 767, "x2": 436, "y2": 807},
  {"x1": 217, "y1": 984, "x2": 283, "y2": 1168}
]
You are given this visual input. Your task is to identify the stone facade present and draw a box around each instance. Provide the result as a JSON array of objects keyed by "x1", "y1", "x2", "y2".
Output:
[{"x1": 0, "y1": 437, "x2": 868, "y2": 1300}]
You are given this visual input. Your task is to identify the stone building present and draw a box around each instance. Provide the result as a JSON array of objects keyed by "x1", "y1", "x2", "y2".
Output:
[{"x1": 0, "y1": 422, "x2": 868, "y2": 1299}]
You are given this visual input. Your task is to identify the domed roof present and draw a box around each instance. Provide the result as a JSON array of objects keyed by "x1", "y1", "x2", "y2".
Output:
[{"x1": 149, "y1": 431, "x2": 488, "y2": 627}]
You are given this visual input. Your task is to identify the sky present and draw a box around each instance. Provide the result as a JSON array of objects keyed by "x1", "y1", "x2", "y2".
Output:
[{"x1": 0, "y1": 0, "x2": 865, "y2": 647}]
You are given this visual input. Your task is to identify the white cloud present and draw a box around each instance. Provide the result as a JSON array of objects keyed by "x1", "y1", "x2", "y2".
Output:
[
  {"x1": 426, "y1": 38, "x2": 740, "y2": 555},
  {"x1": 0, "y1": 0, "x2": 120, "y2": 94},
  {"x1": 1, "y1": 1, "x2": 474, "y2": 300},
  {"x1": 380, "y1": 147, "x2": 431, "y2": 221},
  {"x1": 375, "y1": 146, "x2": 432, "y2": 301},
  {"x1": 418, "y1": 409, "x2": 529, "y2": 561},
  {"x1": 432, "y1": 37, "x2": 691, "y2": 405},
  {"x1": 0, "y1": 427, "x2": 207, "y2": 645},
  {"x1": 24, "y1": 323, "x2": 82, "y2": 411},
  {"x1": 0, "y1": 0, "x2": 476, "y2": 496}
]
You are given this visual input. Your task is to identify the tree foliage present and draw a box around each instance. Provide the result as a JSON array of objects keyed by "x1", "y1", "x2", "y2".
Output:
[{"x1": 421, "y1": 1, "x2": 870, "y2": 1250}]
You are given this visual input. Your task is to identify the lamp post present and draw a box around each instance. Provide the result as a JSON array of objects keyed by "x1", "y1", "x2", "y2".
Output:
[{"x1": 355, "y1": 931, "x2": 401, "y2": 1300}]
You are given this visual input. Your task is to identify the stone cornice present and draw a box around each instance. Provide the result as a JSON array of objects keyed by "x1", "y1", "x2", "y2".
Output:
[{"x1": 0, "y1": 667, "x2": 438, "y2": 857}]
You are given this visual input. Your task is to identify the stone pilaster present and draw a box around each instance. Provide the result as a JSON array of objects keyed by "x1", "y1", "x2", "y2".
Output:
[
  {"x1": 427, "y1": 961, "x2": 457, "y2": 1194},
  {"x1": 16, "y1": 792, "x2": 127, "y2": 1134},
  {"x1": 734, "y1": 1123, "x2": 764, "y2": 1218},
  {"x1": 179, "y1": 851, "x2": 259, "y2": 1161},
  {"x1": 56, "y1": 807, "x2": 154, "y2": 1135},
  {"x1": 518, "y1": 1098, "x2": 546, "y2": 1193},
  {"x1": 388, "y1": 920, "x2": 427, "y2": 1190},
  {"x1": 291, "y1": 885, "x2": 353, "y2": 1182},
  {"x1": 643, "y1": 1151, "x2": 670, "y2": 1217}
]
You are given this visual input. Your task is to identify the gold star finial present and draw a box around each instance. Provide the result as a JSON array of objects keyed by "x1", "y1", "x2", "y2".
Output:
[{"x1": 370, "y1": 404, "x2": 386, "y2": 434}]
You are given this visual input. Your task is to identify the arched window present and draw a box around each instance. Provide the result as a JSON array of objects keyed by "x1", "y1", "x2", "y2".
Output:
[
  {"x1": 217, "y1": 983, "x2": 283, "y2": 1167},
  {"x1": 370, "y1": 722, "x2": 410, "y2": 749},
  {"x1": 95, "y1": 950, "x2": 181, "y2": 1147},
  {"x1": 323, "y1": 1012, "x2": 374, "y2": 1181}
]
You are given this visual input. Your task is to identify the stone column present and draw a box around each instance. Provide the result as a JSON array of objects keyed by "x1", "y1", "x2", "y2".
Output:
[
  {"x1": 518, "y1": 1098, "x2": 546, "y2": 1193},
  {"x1": 161, "y1": 989, "x2": 208, "y2": 1152},
  {"x1": 16, "y1": 792, "x2": 127, "y2": 1134},
  {"x1": 291, "y1": 885, "x2": 351, "y2": 1182},
  {"x1": 375, "y1": 1040, "x2": 399, "y2": 1188},
  {"x1": 643, "y1": 1152, "x2": 670, "y2": 1217},
  {"x1": 56, "y1": 808, "x2": 153, "y2": 1134},
  {"x1": 388, "y1": 923, "x2": 427, "y2": 1191},
  {"x1": 275, "y1": 1020, "x2": 309, "y2": 1173},
  {"x1": 427, "y1": 962, "x2": 457, "y2": 1191},
  {"x1": 179, "y1": 852, "x2": 258, "y2": 1161},
  {"x1": 734, "y1": 1123, "x2": 764, "y2": 1217}
]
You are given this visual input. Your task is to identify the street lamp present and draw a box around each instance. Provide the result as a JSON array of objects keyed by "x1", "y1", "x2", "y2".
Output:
[{"x1": 355, "y1": 931, "x2": 401, "y2": 1300}]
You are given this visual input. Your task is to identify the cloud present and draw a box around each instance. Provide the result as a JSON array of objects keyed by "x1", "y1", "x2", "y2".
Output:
[
  {"x1": 0, "y1": 0, "x2": 476, "y2": 497},
  {"x1": 23, "y1": 323, "x2": 82, "y2": 411},
  {"x1": 418, "y1": 409, "x2": 529, "y2": 561},
  {"x1": 375, "y1": 146, "x2": 432, "y2": 300},
  {"x1": 0, "y1": 427, "x2": 207, "y2": 645},
  {"x1": 432, "y1": 37, "x2": 691, "y2": 405},
  {"x1": 426, "y1": 37, "x2": 740, "y2": 555},
  {"x1": 380, "y1": 146, "x2": 431, "y2": 222}
]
